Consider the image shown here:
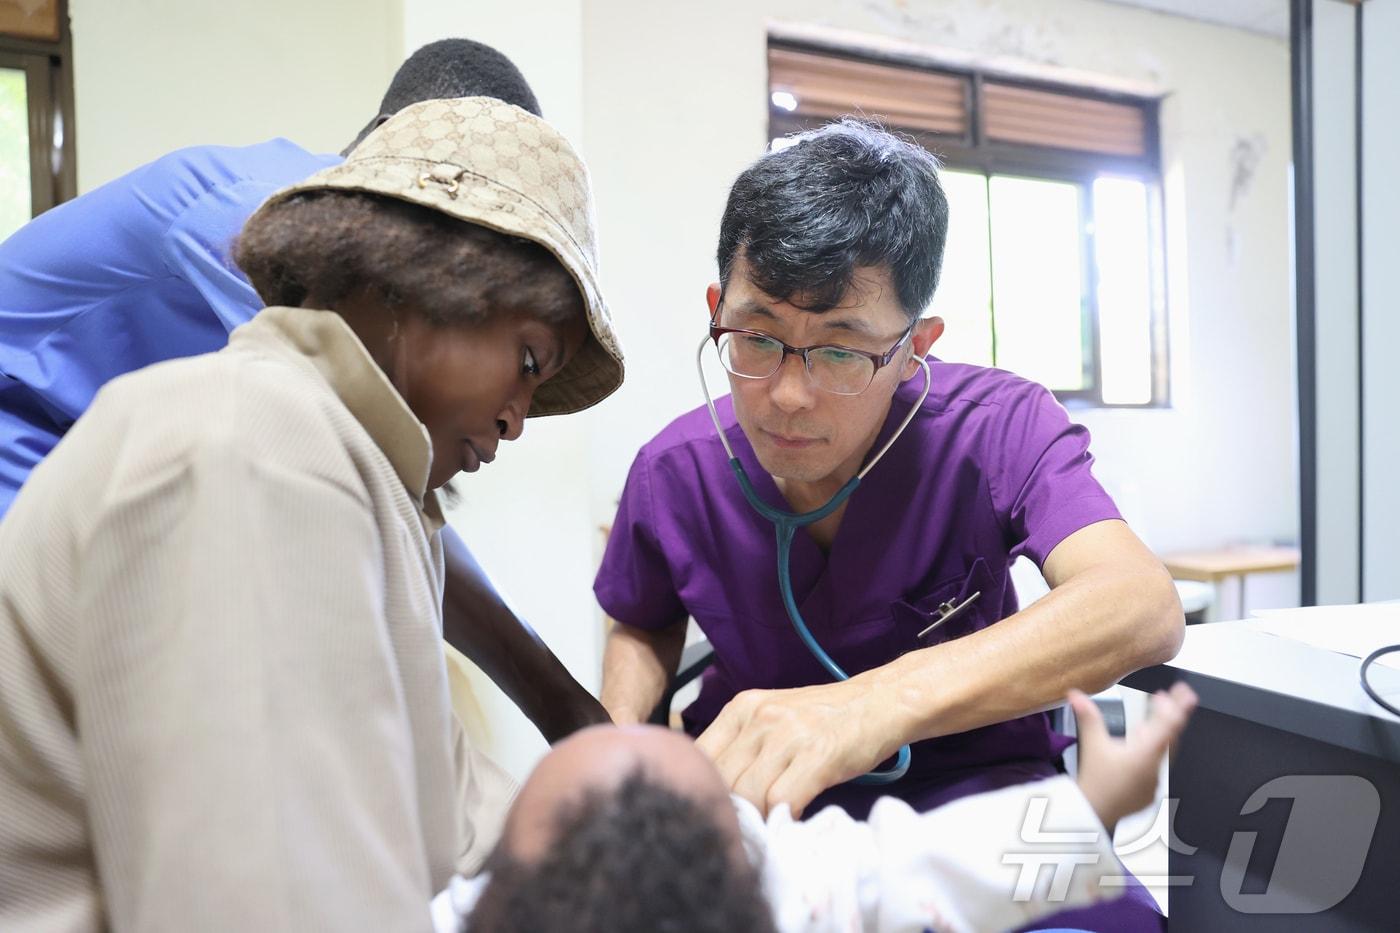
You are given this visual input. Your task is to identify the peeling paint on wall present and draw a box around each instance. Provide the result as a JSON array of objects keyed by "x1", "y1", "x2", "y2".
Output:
[
  {"x1": 859, "y1": 0, "x2": 1069, "y2": 65},
  {"x1": 1227, "y1": 132, "x2": 1267, "y2": 262}
]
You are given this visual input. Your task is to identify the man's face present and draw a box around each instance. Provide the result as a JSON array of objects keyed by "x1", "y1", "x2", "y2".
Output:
[{"x1": 711, "y1": 257, "x2": 936, "y2": 487}]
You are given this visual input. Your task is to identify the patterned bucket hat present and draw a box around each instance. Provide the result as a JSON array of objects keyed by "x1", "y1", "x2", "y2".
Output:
[{"x1": 253, "y1": 96, "x2": 623, "y2": 417}]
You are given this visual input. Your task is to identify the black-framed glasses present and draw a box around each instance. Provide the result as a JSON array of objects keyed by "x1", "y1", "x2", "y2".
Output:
[{"x1": 709, "y1": 313, "x2": 916, "y2": 397}]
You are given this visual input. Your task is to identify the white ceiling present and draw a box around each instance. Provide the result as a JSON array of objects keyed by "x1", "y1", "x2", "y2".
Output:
[{"x1": 1094, "y1": 0, "x2": 1289, "y2": 38}]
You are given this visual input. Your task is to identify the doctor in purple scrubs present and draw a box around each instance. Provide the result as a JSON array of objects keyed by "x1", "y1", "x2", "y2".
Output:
[{"x1": 595, "y1": 119, "x2": 1184, "y2": 932}]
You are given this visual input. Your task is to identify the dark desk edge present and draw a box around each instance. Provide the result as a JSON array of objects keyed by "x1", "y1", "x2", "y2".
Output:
[{"x1": 1123, "y1": 658, "x2": 1400, "y2": 765}]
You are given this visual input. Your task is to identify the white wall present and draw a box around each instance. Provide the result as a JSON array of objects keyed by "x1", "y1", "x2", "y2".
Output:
[
  {"x1": 70, "y1": 0, "x2": 403, "y2": 192},
  {"x1": 1360, "y1": 0, "x2": 1400, "y2": 602},
  {"x1": 1309, "y1": 0, "x2": 1362, "y2": 605},
  {"x1": 404, "y1": 0, "x2": 585, "y2": 143},
  {"x1": 1067, "y1": 4, "x2": 1297, "y2": 611}
]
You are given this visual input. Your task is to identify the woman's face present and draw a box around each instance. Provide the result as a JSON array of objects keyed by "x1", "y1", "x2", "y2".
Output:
[{"x1": 389, "y1": 309, "x2": 589, "y2": 489}]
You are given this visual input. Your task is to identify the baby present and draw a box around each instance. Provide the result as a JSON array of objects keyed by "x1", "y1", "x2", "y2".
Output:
[{"x1": 436, "y1": 683, "x2": 1197, "y2": 932}]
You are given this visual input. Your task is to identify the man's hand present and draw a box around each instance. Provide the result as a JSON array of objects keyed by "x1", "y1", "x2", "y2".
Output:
[
  {"x1": 695, "y1": 679, "x2": 903, "y2": 817},
  {"x1": 1072, "y1": 681, "x2": 1198, "y2": 831}
]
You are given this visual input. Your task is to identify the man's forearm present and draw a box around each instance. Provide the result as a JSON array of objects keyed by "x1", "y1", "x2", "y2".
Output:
[
  {"x1": 439, "y1": 527, "x2": 609, "y2": 743},
  {"x1": 600, "y1": 617, "x2": 686, "y2": 725},
  {"x1": 860, "y1": 558, "x2": 1182, "y2": 755}
]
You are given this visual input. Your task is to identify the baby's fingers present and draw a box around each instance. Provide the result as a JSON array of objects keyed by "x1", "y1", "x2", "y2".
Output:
[{"x1": 1139, "y1": 683, "x2": 1198, "y2": 758}]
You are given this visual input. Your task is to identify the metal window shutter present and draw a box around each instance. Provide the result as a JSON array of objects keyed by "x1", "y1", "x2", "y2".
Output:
[
  {"x1": 982, "y1": 81, "x2": 1148, "y2": 157},
  {"x1": 768, "y1": 46, "x2": 969, "y2": 136}
]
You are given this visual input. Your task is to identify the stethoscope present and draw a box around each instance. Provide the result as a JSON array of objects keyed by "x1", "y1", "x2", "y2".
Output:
[{"x1": 695, "y1": 332, "x2": 935, "y2": 784}]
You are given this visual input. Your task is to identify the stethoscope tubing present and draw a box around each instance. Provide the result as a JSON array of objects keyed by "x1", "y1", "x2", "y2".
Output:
[{"x1": 697, "y1": 335, "x2": 932, "y2": 784}]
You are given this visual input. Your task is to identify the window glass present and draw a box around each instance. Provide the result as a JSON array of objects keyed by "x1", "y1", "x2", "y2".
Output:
[
  {"x1": 988, "y1": 175, "x2": 1087, "y2": 392},
  {"x1": 928, "y1": 169, "x2": 994, "y2": 367},
  {"x1": 0, "y1": 65, "x2": 31, "y2": 240},
  {"x1": 1094, "y1": 176, "x2": 1155, "y2": 405}
]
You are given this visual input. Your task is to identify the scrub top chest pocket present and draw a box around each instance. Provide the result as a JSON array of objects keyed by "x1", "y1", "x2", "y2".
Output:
[{"x1": 890, "y1": 557, "x2": 1002, "y2": 654}]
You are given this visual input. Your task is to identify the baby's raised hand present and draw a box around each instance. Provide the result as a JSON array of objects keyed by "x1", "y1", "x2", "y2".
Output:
[{"x1": 1072, "y1": 682, "x2": 1198, "y2": 831}]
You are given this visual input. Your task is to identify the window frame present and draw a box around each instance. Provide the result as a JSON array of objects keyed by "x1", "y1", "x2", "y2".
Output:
[
  {"x1": 767, "y1": 41, "x2": 1171, "y2": 410},
  {"x1": 1, "y1": 0, "x2": 77, "y2": 225}
]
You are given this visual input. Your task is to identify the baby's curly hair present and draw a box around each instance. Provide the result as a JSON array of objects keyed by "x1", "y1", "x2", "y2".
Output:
[
  {"x1": 468, "y1": 771, "x2": 776, "y2": 933},
  {"x1": 235, "y1": 190, "x2": 583, "y2": 328}
]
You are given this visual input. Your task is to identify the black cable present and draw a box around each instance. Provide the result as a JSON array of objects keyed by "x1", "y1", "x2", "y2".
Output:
[{"x1": 1360, "y1": 644, "x2": 1400, "y2": 718}]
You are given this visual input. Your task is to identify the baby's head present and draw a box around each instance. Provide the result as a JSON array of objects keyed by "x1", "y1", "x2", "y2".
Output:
[{"x1": 468, "y1": 725, "x2": 776, "y2": 932}]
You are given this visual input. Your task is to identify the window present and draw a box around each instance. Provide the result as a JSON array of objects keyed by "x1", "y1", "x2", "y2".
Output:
[
  {"x1": 1, "y1": 0, "x2": 76, "y2": 241},
  {"x1": 768, "y1": 43, "x2": 1168, "y2": 407}
]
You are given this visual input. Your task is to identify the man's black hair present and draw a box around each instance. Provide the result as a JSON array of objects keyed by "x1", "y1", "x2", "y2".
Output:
[
  {"x1": 346, "y1": 38, "x2": 541, "y2": 151},
  {"x1": 467, "y1": 772, "x2": 777, "y2": 933},
  {"x1": 716, "y1": 118, "x2": 949, "y2": 322}
]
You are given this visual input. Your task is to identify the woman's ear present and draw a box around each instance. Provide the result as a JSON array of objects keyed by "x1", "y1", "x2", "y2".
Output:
[{"x1": 903, "y1": 316, "x2": 945, "y2": 378}]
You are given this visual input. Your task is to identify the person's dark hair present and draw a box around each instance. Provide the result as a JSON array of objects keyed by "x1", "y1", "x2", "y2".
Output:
[
  {"x1": 467, "y1": 772, "x2": 777, "y2": 933},
  {"x1": 234, "y1": 190, "x2": 582, "y2": 328},
  {"x1": 346, "y1": 38, "x2": 542, "y2": 151},
  {"x1": 716, "y1": 118, "x2": 949, "y2": 322}
]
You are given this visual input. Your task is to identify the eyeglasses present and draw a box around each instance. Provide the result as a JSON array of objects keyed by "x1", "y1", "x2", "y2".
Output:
[{"x1": 709, "y1": 310, "x2": 916, "y2": 397}]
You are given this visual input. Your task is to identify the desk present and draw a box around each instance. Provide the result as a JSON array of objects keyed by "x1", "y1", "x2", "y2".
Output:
[
  {"x1": 1123, "y1": 620, "x2": 1400, "y2": 931},
  {"x1": 1161, "y1": 546, "x2": 1301, "y2": 620}
]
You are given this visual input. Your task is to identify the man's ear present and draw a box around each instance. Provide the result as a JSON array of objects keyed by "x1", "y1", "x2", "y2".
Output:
[
  {"x1": 706, "y1": 282, "x2": 722, "y2": 322},
  {"x1": 903, "y1": 316, "x2": 945, "y2": 379}
]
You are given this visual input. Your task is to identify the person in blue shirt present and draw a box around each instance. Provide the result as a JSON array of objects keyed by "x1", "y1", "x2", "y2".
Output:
[{"x1": 0, "y1": 37, "x2": 608, "y2": 741}]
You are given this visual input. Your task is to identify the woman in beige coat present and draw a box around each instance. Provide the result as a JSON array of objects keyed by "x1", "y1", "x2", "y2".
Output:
[{"x1": 0, "y1": 96, "x2": 622, "y2": 933}]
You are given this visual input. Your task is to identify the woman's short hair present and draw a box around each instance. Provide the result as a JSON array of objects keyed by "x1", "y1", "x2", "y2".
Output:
[{"x1": 235, "y1": 190, "x2": 582, "y2": 328}]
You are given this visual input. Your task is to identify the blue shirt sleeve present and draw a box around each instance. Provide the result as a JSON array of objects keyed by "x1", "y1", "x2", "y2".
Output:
[
  {"x1": 159, "y1": 176, "x2": 287, "y2": 335},
  {"x1": 0, "y1": 378, "x2": 63, "y2": 519},
  {"x1": 0, "y1": 139, "x2": 341, "y2": 517}
]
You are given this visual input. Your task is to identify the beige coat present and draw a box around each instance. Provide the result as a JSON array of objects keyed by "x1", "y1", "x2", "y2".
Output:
[{"x1": 0, "y1": 306, "x2": 516, "y2": 932}]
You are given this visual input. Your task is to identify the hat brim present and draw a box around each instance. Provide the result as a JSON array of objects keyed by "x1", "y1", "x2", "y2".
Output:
[{"x1": 250, "y1": 156, "x2": 624, "y2": 417}]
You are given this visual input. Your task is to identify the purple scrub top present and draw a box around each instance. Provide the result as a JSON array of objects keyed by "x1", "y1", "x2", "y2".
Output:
[
  {"x1": 598, "y1": 359, "x2": 1165, "y2": 930},
  {"x1": 598, "y1": 359, "x2": 1122, "y2": 765}
]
